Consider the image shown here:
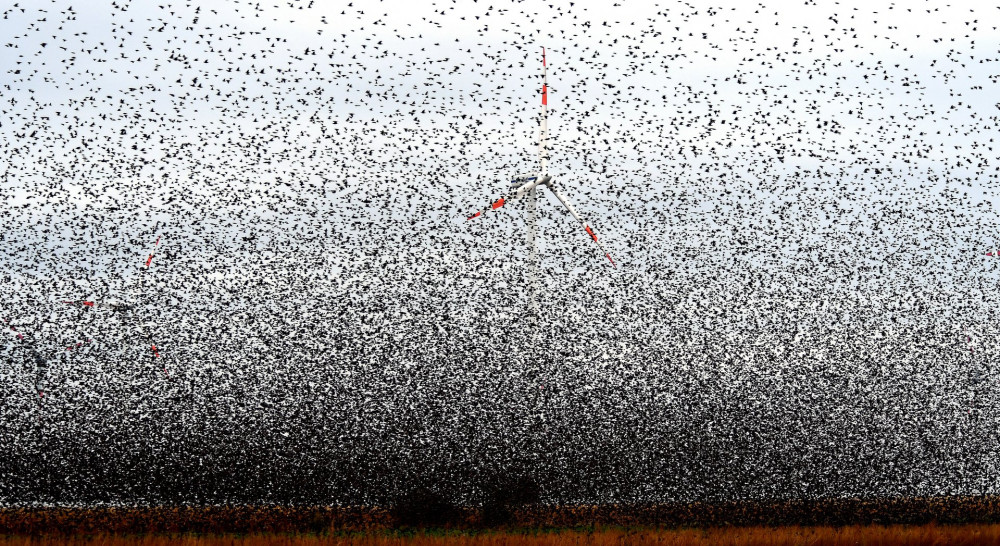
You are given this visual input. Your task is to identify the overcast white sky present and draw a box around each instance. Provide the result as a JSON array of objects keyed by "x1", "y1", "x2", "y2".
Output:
[{"x1": 1, "y1": 0, "x2": 998, "y2": 324}]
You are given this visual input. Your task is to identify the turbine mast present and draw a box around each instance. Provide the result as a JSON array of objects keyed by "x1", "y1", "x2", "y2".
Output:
[{"x1": 526, "y1": 47, "x2": 546, "y2": 323}]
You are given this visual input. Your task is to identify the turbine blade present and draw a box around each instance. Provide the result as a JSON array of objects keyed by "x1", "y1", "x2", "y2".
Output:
[
  {"x1": 4, "y1": 318, "x2": 25, "y2": 340},
  {"x1": 65, "y1": 339, "x2": 92, "y2": 351},
  {"x1": 464, "y1": 177, "x2": 543, "y2": 221},
  {"x1": 136, "y1": 235, "x2": 167, "y2": 375},
  {"x1": 145, "y1": 236, "x2": 161, "y2": 269},
  {"x1": 546, "y1": 181, "x2": 617, "y2": 268},
  {"x1": 539, "y1": 47, "x2": 549, "y2": 174},
  {"x1": 62, "y1": 300, "x2": 130, "y2": 311}
]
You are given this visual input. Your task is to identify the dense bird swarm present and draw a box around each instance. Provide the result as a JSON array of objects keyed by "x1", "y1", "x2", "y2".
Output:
[{"x1": 0, "y1": 0, "x2": 998, "y2": 506}]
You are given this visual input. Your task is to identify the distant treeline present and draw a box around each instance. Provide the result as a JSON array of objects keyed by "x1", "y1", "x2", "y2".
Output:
[{"x1": 2, "y1": 497, "x2": 1000, "y2": 535}]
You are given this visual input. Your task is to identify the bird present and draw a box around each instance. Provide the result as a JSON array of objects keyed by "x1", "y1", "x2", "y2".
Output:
[{"x1": 0, "y1": 0, "x2": 994, "y2": 510}]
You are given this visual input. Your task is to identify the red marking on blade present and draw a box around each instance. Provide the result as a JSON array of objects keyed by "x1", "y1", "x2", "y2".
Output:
[
  {"x1": 83, "y1": 301, "x2": 94, "y2": 307},
  {"x1": 146, "y1": 254, "x2": 154, "y2": 267},
  {"x1": 542, "y1": 84, "x2": 547, "y2": 106},
  {"x1": 7, "y1": 323, "x2": 24, "y2": 340},
  {"x1": 492, "y1": 197, "x2": 505, "y2": 210},
  {"x1": 151, "y1": 345, "x2": 160, "y2": 358},
  {"x1": 67, "y1": 339, "x2": 91, "y2": 350},
  {"x1": 154, "y1": 236, "x2": 160, "y2": 246},
  {"x1": 585, "y1": 225, "x2": 598, "y2": 242},
  {"x1": 467, "y1": 212, "x2": 481, "y2": 220},
  {"x1": 606, "y1": 253, "x2": 617, "y2": 268}
]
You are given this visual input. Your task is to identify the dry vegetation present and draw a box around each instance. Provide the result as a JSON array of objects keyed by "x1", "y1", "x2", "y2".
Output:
[
  {"x1": 3, "y1": 498, "x2": 1000, "y2": 545},
  {"x1": 3, "y1": 525, "x2": 1000, "y2": 546}
]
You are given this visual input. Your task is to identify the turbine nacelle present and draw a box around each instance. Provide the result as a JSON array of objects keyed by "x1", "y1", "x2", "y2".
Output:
[{"x1": 510, "y1": 173, "x2": 550, "y2": 189}]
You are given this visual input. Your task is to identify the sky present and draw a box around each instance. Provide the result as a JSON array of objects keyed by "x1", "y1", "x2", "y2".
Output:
[
  {"x1": 2, "y1": 0, "x2": 998, "y2": 267},
  {"x1": 1, "y1": 0, "x2": 999, "y2": 504},
  {"x1": 3, "y1": 0, "x2": 996, "y2": 333}
]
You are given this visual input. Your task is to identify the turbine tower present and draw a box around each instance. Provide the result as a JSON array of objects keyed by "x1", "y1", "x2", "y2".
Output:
[{"x1": 464, "y1": 48, "x2": 616, "y2": 320}]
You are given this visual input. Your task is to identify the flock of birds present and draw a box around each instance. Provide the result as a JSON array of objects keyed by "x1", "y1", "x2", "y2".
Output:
[{"x1": 0, "y1": 0, "x2": 998, "y2": 505}]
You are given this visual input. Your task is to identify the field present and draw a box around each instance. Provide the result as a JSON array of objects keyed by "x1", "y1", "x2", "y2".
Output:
[
  {"x1": 3, "y1": 525, "x2": 1000, "y2": 546},
  {"x1": 2, "y1": 498, "x2": 1000, "y2": 544},
  {"x1": 4, "y1": 497, "x2": 1000, "y2": 534}
]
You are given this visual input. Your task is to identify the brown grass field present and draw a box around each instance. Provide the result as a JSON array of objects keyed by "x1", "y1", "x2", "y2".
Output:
[
  {"x1": 2, "y1": 524, "x2": 1000, "y2": 546},
  {"x1": 4, "y1": 498, "x2": 1000, "y2": 534},
  {"x1": 3, "y1": 498, "x2": 1000, "y2": 545}
]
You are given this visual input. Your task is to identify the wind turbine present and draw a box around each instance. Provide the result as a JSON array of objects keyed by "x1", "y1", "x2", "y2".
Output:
[
  {"x1": 63, "y1": 234, "x2": 168, "y2": 376},
  {"x1": 5, "y1": 315, "x2": 91, "y2": 402},
  {"x1": 4, "y1": 318, "x2": 52, "y2": 402},
  {"x1": 463, "y1": 48, "x2": 616, "y2": 317}
]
